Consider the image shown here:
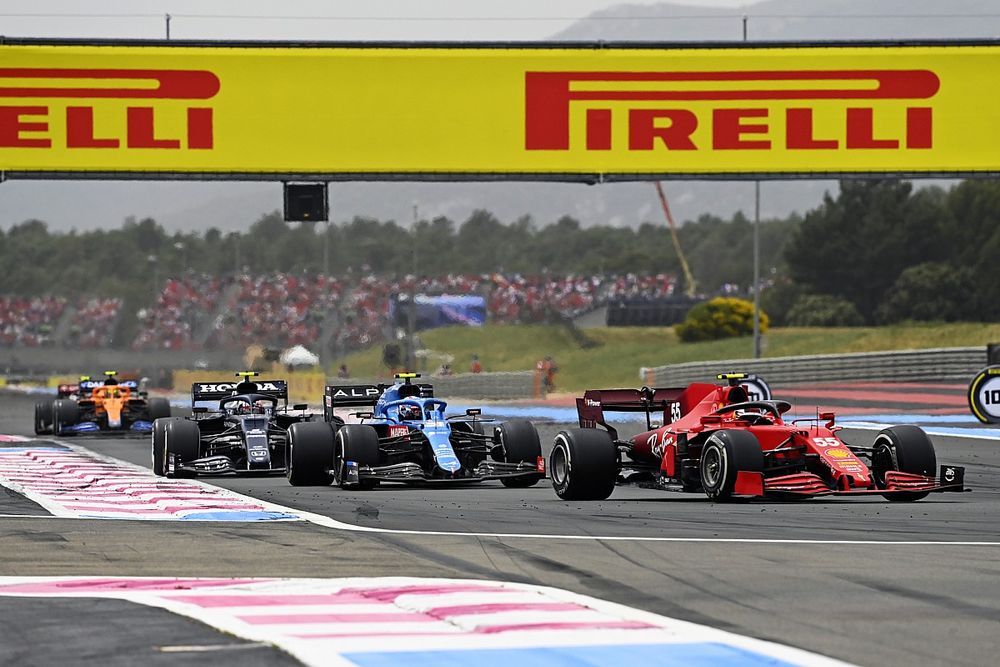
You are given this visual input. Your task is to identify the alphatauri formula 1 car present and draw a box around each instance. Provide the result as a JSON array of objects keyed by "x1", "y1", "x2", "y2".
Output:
[
  {"x1": 285, "y1": 373, "x2": 544, "y2": 488},
  {"x1": 550, "y1": 373, "x2": 966, "y2": 502},
  {"x1": 151, "y1": 372, "x2": 313, "y2": 476},
  {"x1": 35, "y1": 371, "x2": 170, "y2": 436}
]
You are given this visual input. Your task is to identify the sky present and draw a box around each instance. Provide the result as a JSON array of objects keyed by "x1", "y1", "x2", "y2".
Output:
[{"x1": 0, "y1": 0, "x2": 749, "y2": 41}]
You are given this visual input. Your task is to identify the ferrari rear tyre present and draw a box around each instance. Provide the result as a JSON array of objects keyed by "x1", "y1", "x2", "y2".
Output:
[
  {"x1": 164, "y1": 419, "x2": 201, "y2": 477},
  {"x1": 871, "y1": 425, "x2": 936, "y2": 502},
  {"x1": 495, "y1": 419, "x2": 543, "y2": 488},
  {"x1": 51, "y1": 399, "x2": 79, "y2": 436},
  {"x1": 550, "y1": 428, "x2": 617, "y2": 500},
  {"x1": 151, "y1": 417, "x2": 179, "y2": 476},
  {"x1": 700, "y1": 430, "x2": 764, "y2": 502},
  {"x1": 148, "y1": 397, "x2": 171, "y2": 421},
  {"x1": 335, "y1": 424, "x2": 380, "y2": 490},
  {"x1": 287, "y1": 421, "x2": 336, "y2": 486},
  {"x1": 34, "y1": 400, "x2": 54, "y2": 435}
]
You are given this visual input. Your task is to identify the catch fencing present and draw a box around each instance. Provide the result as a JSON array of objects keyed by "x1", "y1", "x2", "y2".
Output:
[{"x1": 642, "y1": 347, "x2": 987, "y2": 387}]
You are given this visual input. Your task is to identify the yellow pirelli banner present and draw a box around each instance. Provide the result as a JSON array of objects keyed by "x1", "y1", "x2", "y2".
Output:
[{"x1": 2, "y1": 40, "x2": 1000, "y2": 179}]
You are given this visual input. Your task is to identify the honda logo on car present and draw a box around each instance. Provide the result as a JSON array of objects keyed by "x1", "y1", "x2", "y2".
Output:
[
  {"x1": 0, "y1": 68, "x2": 219, "y2": 150},
  {"x1": 197, "y1": 382, "x2": 281, "y2": 393}
]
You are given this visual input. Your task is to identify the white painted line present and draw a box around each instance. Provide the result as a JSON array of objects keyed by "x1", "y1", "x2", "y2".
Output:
[{"x1": 158, "y1": 643, "x2": 271, "y2": 653}]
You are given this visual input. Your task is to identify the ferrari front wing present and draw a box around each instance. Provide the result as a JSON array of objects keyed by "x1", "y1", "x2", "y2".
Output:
[{"x1": 733, "y1": 465, "x2": 967, "y2": 497}]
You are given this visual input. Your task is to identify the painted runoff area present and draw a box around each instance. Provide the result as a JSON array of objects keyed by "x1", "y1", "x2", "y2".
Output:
[
  {"x1": 0, "y1": 576, "x2": 851, "y2": 667},
  {"x1": 0, "y1": 437, "x2": 296, "y2": 521}
]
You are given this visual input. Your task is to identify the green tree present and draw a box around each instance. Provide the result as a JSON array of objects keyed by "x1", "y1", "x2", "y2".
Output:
[
  {"x1": 876, "y1": 262, "x2": 977, "y2": 323},
  {"x1": 784, "y1": 180, "x2": 948, "y2": 322},
  {"x1": 786, "y1": 294, "x2": 864, "y2": 327}
]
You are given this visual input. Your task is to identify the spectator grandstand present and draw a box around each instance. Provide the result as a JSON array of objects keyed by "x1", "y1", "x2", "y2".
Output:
[
  {"x1": 1, "y1": 272, "x2": 680, "y2": 352},
  {"x1": 66, "y1": 297, "x2": 123, "y2": 348},
  {"x1": 132, "y1": 275, "x2": 233, "y2": 350},
  {"x1": 212, "y1": 273, "x2": 342, "y2": 349},
  {"x1": 0, "y1": 296, "x2": 66, "y2": 347}
]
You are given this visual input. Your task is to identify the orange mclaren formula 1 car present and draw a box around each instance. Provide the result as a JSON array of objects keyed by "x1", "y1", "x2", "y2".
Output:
[
  {"x1": 35, "y1": 371, "x2": 170, "y2": 436},
  {"x1": 549, "y1": 373, "x2": 967, "y2": 502}
]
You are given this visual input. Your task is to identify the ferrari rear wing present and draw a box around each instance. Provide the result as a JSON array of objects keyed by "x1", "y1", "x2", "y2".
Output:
[{"x1": 577, "y1": 387, "x2": 686, "y2": 439}]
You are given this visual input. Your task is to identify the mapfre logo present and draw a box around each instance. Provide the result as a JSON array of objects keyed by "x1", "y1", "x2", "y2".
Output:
[
  {"x1": 0, "y1": 68, "x2": 220, "y2": 150},
  {"x1": 525, "y1": 69, "x2": 939, "y2": 152}
]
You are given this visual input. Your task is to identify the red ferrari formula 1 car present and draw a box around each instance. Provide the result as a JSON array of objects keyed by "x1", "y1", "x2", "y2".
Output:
[{"x1": 550, "y1": 373, "x2": 966, "y2": 502}]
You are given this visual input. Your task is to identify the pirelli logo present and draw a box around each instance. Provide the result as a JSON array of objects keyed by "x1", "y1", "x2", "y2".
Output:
[
  {"x1": 524, "y1": 69, "x2": 940, "y2": 152},
  {"x1": 0, "y1": 68, "x2": 220, "y2": 149}
]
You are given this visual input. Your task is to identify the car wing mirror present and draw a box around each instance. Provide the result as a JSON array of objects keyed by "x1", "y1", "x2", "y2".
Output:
[
  {"x1": 293, "y1": 404, "x2": 308, "y2": 411},
  {"x1": 192, "y1": 407, "x2": 208, "y2": 414}
]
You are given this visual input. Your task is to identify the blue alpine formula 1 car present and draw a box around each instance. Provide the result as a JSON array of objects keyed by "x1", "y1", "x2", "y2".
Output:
[{"x1": 285, "y1": 373, "x2": 544, "y2": 488}]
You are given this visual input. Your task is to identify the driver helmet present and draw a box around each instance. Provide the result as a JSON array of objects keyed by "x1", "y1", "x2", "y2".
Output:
[
  {"x1": 398, "y1": 404, "x2": 422, "y2": 421},
  {"x1": 235, "y1": 402, "x2": 253, "y2": 414}
]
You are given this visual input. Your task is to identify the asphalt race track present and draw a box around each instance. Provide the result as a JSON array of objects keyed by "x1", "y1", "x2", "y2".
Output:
[{"x1": 1, "y1": 391, "x2": 999, "y2": 666}]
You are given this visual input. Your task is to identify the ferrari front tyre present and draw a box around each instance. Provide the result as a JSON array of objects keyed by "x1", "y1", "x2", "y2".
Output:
[
  {"x1": 164, "y1": 419, "x2": 201, "y2": 477},
  {"x1": 151, "y1": 417, "x2": 178, "y2": 476},
  {"x1": 871, "y1": 425, "x2": 936, "y2": 502},
  {"x1": 34, "y1": 400, "x2": 54, "y2": 435},
  {"x1": 700, "y1": 430, "x2": 764, "y2": 502},
  {"x1": 51, "y1": 399, "x2": 79, "y2": 436},
  {"x1": 335, "y1": 424, "x2": 380, "y2": 490},
  {"x1": 495, "y1": 419, "x2": 543, "y2": 488},
  {"x1": 550, "y1": 429, "x2": 617, "y2": 500},
  {"x1": 148, "y1": 397, "x2": 171, "y2": 421},
  {"x1": 286, "y1": 421, "x2": 336, "y2": 486}
]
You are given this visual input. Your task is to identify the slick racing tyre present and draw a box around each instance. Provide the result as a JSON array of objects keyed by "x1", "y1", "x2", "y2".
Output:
[
  {"x1": 164, "y1": 419, "x2": 201, "y2": 477},
  {"x1": 550, "y1": 428, "x2": 617, "y2": 500},
  {"x1": 147, "y1": 397, "x2": 171, "y2": 421},
  {"x1": 287, "y1": 421, "x2": 336, "y2": 486},
  {"x1": 51, "y1": 399, "x2": 79, "y2": 436},
  {"x1": 700, "y1": 430, "x2": 764, "y2": 502},
  {"x1": 151, "y1": 417, "x2": 179, "y2": 476},
  {"x1": 871, "y1": 425, "x2": 937, "y2": 502},
  {"x1": 335, "y1": 424, "x2": 380, "y2": 490},
  {"x1": 495, "y1": 419, "x2": 543, "y2": 488},
  {"x1": 34, "y1": 400, "x2": 54, "y2": 435}
]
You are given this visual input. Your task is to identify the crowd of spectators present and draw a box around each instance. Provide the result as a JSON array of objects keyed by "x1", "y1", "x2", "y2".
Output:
[
  {"x1": 132, "y1": 275, "x2": 233, "y2": 350},
  {"x1": 3, "y1": 271, "x2": 680, "y2": 351},
  {"x1": 0, "y1": 296, "x2": 66, "y2": 347},
  {"x1": 487, "y1": 274, "x2": 601, "y2": 323},
  {"x1": 210, "y1": 273, "x2": 343, "y2": 349},
  {"x1": 66, "y1": 297, "x2": 122, "y2": 348},
  {"x1": 606, "y1": 273, "x2": 678, "y2": 301},
  {"x1": 335, "y1": 275, "x2": 391, "y2": 352}
]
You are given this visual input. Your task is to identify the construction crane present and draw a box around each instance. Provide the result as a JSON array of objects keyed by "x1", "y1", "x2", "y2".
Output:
[{"x1": 654, "y1": 182, "x2": 697, "y2": 298}]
